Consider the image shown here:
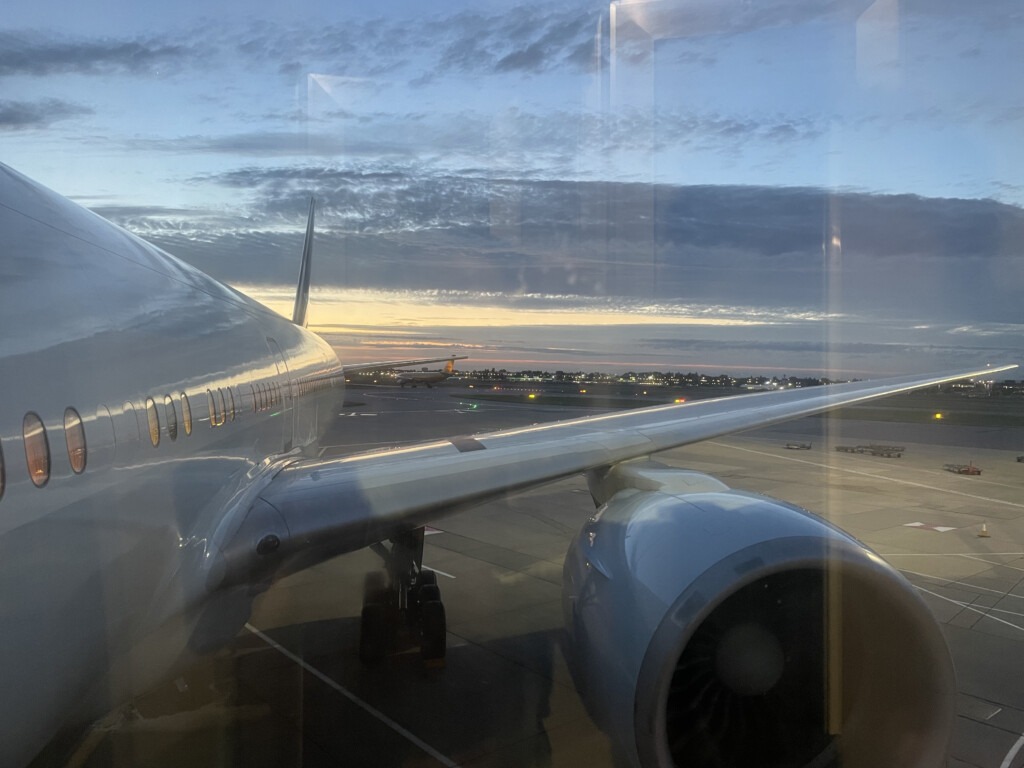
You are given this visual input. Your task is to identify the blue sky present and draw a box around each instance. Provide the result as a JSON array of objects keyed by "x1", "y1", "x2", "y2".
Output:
[{"x1": 3, "y1": 0, "x2": 1023, "y2": 375}]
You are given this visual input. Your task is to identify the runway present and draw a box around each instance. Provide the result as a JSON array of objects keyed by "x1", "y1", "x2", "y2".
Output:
[{"x1": 38, "y1": 385, "x2": 1024, "y2": 768}]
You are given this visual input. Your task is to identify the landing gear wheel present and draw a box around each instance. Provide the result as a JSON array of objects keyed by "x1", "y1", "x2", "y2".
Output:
[
  {"x1": 420, "y1": 600, "x2": 446, "y2": 661},
  {"x1": 360, "y1": 603, "x2": 391, "y2": 665},
  {"x1": 359, "y1": 530, "x2": 448, "y2": 666},
  {"x1": 363, "y1": 570, "x2": 387, "y2": 603},
  {"x1": 418, "y1": 584, "x2": 441, "y2": 604}
]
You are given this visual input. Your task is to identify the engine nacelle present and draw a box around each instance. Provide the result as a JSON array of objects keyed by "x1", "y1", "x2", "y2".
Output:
[{"x1": 563, "y1": 462, "x2": 954, "y2": 768}]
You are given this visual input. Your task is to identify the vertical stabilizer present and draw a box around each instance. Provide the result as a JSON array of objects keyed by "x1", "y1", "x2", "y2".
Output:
[{"x1": 292, "y1": 198, "x2": 315, "y2": 326}]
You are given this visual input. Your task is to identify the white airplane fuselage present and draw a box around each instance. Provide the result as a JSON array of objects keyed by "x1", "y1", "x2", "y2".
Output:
[{"x1": 0, "y1": 165, "x2": 345, "y2": 765}]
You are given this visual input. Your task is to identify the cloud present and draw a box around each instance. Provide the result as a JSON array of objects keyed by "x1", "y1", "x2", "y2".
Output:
[
  {"x1": 0, "y1": 30, "x2": 190, "y2": 77},
  {"x1": 94, "y1": 168, "x2": 1024, "y2": 332},
  {"x1": 0, "y1": 98, "x2": 92, "y2": 129}
]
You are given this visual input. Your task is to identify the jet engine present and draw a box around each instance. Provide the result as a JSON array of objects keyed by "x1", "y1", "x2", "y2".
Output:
[{"x1": 563, "y1": 462, "x2": 954, "y2": 768}]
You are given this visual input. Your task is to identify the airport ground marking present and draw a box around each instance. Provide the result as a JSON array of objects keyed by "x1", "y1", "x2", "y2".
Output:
[
  {"x1": 244, "y1": 623, "x2": 462, "y2": 768},
  {"x1": 959, "y1": 553, "x2": 1024, "y2": 573},
  {"x1": 903, "y1": 522, "x2": 957, "y2": 532},
  {"x1": 711, "y1": 442, "x2": 1024, "y2": 510},
  {"x1": 899, "y1": 569, "x2": 1024, "y2": 601},
  {"x1": 1001, "y1": 733, "x2": 1024, "y2": 768},
  {"x1": 915, "y1": 587, "x2": 1024, "y2": 634},
  {"x1": 424, "y1": 566, "x2": 457, "y2": 579},
  {"x1": 883, "y1": 553, "x2": 1024, "y2": 557}
]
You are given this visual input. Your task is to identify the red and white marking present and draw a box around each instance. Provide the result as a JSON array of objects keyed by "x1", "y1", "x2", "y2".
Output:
[{"x1": 903, "y1": 522, "x2": 958, "y2": 533}]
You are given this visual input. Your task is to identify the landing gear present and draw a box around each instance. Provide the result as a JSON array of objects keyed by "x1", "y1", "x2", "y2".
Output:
[{"x1": 359, "y1": 528, "x2": 447, "y2": 666}]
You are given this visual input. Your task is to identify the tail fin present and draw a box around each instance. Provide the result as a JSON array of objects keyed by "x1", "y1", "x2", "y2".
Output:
[{"x1": 292, "y1": 197, "x2": 315, "y2": 326}]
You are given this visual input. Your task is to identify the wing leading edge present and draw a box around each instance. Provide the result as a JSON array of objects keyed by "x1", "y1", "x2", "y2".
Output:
[{"x1": 210, "y1": 364, "x2": 1015, "y2": 587}]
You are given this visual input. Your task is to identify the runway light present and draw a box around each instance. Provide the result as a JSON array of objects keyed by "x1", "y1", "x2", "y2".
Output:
[
  {"x1": 934, "y1": 413, "x2": 944, "y2": 420},
  {"x1": 580, "y1": 389, "x2": 587, "y2": 394},
  {"x1": 528, "y1": 394, "x2": 536, "y2": 399},
  {"x1": 674, "y1": 398, "x2": 686, "y2": 403}
]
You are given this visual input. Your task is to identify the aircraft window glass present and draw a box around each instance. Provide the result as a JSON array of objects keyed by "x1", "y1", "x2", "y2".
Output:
[
  {"x1": 64, "y1": 407, "x2": 87, "y2": 474},
  {"x1": 218, "y1": 389, "x2": 228, "y2": 424},
  {"x1": 181, "y1": 393, "x2": 192, "y2": 435},
  {"x1": 0, "y1": 440, "x2": 5, "y2": 501},
  {"x1": 250, "y1": 384, "x2": 257, "y2": 413},
  {"x1": 145, "y1": 397, "x2": 160, "y2": 447},
  {"x1": 228, "y1": 388, "x2": 236, "y2": 421},
  {"x1": 164, "y1": 395, "x2": 178, "y2": 441},
  {"x1": 207, "y1": 389, "x2": 216, "y2": 426},
  {"x1": 23, "y1": 412, "x2": 50, "y2": 488}
]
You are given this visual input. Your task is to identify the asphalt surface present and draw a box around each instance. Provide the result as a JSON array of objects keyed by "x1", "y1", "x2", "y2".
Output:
[{"x1": 38, "y1": 385, "x2": 1024, "y2": 768}]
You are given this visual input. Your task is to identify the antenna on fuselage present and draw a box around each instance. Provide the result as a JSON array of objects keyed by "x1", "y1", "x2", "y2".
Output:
[{"x1": 292, "y1": 197, "x2": 315, "y2": 327}]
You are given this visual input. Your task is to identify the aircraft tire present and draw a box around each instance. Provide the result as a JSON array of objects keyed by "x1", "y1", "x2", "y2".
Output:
[
  {"x1": 419, "y1": 584, "x2": 441, "y2": 603},
  {"x1": 363, "y1": 570, "x2": 387, "y2": 604},
  {"x1": 420, "y1": 600, "x2": 446, "y2": 661},
  {"x1": 360, "y1": 603, "x2": 390, "y2": 665}
]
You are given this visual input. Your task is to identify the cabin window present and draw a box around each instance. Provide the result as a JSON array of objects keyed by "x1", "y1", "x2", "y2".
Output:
[
  {"x1": 145, "y1": 398, "x2": 160, "y2": 446},
  {"x1": 181, "y1": 392, "x2": 192, "y2": 435},
  {"x1": 228, "y1": 388, "x2": 236, "y2": 421},
  {"x1": 23, "y1": 412, "x2": 50, "y2": 488},
  {"x1": 218, "y1": 389, "x2": 228, "y2": 424},
  {"x1": 207, "y1": 389, "x2": 218, "y2": 426},
  {"x1": 64, "y1": 407, "x2": 87, "y2": 473},
  {"x1": 164, "y1": 395, "x2": 178, "y2": 441}
]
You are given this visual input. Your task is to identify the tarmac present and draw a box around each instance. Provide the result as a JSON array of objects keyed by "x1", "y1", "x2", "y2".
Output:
[{"x1": 41, "y1": 385, "x2": 1024, "y2": 768}]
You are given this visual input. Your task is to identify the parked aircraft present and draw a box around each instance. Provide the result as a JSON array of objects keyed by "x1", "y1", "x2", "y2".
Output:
[
  {"x1": 397, "y1": 357, "x2": 466, "y2": 387},
  {"x1": 0, "y1": 161, "x2": 1014, "y2": 767}
]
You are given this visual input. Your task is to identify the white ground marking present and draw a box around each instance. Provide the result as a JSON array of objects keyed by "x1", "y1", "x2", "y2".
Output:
[
  {"x1": 903, "y1": 522, "x2": 957, "y2": 532},
  {"x1": 713, "y1": 443, "x2": 1024, "y2": 510},
  {"x1": 424, "y1": 566, "x2": 456, "y2": 580},
  {"x1": 244, "y1": 623, "x2": 461, "y2": 768},
  {"x1": 883, "y1": 553, "x2": 1024, "y2": 557},
  {"x1": 915, "y1": 587, "x2": 1024, "y2": 633},
  {"x1": 1002, "y1": 733, "x2": 1024, "y2": 768},
  {"x1": 959, "y1": 554, "x2": 1024, "y2": 573},
  {"x1": 899, "y1": 569, "x2": 1024, "y2": 601}
]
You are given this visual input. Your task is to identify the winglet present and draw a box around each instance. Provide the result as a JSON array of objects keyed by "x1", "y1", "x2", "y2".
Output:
[{"x1": 292, "y1": 197, "x2": 315, "y2": 327}]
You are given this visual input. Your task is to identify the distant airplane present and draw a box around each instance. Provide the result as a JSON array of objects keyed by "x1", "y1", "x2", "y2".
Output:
[
  {"x1": 0, "y1": 161, "x2": 1013, "y2": 768},
  {"x1": 397, "y1": 357, "x2": 465, "y2": 387}
]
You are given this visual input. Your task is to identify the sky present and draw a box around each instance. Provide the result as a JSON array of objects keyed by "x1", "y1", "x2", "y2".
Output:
[{"x1": 3, "y1": 0, "x2": 1023, "y2": 376}]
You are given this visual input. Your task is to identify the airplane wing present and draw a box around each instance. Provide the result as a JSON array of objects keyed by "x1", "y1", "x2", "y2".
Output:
[
  {"x1": 212, "y1": 363, "x2": 1015, "y2": 586},
  {"x1": 342, "y1": 354, "x2": 468, "y2": 375}
]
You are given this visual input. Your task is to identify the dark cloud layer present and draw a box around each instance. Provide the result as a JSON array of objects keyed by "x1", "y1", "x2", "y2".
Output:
[
  {"x1": 104, "y1": 170, "x2": 1024, "y2": 328},
  {"x1": 0, "y1": 31, "x2": 189, "y2": 77},
  {"x1": 0, "y1": 98, "x2": 91, "y2": 129}
]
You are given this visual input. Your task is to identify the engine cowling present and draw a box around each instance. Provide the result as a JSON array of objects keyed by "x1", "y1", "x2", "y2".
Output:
[{"x1": 563, "y1": 462, "x2": 954, "y2": 768}]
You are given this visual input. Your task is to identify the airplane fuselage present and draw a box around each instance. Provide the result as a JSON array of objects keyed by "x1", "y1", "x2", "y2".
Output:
[{"x1": 0, "y1": 164, "x2": 345, "y2": 765}]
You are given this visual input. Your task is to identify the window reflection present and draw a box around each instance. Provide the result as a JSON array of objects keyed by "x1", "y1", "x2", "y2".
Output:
[
  {"x1": 64, "y1": 407, "x2": 87, "y2": 473},
  {"x1": 181, "y1": 393, "x2": 192, "y2": 435},
  {"x1": 145, "y1": 398, "x2": 160, "y2": 447},
  {"x1": 23, "y1": 412, "x2": 50, "y2": 488},
  {"x1": 164, "y1": 395, "x2": 178, "y2": 441}
]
